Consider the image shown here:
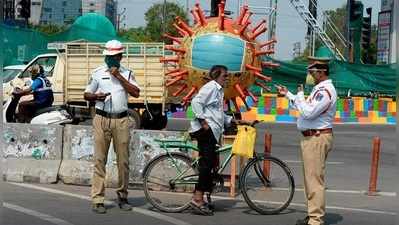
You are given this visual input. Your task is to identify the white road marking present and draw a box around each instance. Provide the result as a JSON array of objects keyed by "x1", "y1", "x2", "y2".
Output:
[
  {"x1": 285, "y1": 160, "x2": 344, "y2": 165},
  {"x1": 4, "y1": 202, "x2": 75, "y2": 225},
  {"x1": 207, "y1": 195, "x2": 397, "y2": 216},
  {"x1": 8, "y1": 182, "x2": 192, "y2": 225},
  {"x1": 8, "y1": 182, "x2": 396, "y2": 217}
]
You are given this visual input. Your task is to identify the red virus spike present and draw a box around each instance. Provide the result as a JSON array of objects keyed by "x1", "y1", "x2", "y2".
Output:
[
  {"x1": 173, "y1": 23, "x2": 188, "y2": 37},
  {"x1": 249, "y1": 27, "x2": 267, "y2": 40},
  {"x1": 176, "y1": 16, "x2": 194, "y2": 36},
  {"x1": 245, "y1": 89, "x2": 258, "y2": 103},
  {"x1": 160, "y1": 56, "x2": 179, "y2": 63},
  {"x1": 252, "y1": 19, "x2": 266, "y2": 33},
  {"x1": 238, "y1": 21, "x2": 251, "y2": 35},
  {"x1": 237, "y1": 5, "x2": 249, "y2": 25},
  {"x1": 241, "y1": 11, "x2": 253, "y2": 26},
  {"x1": 259, "y1": 39, "x2": 277, "y2": 48},
  {"x1": 254, "y1": 49, "x2": 275, "y2": 56},
  {"x1": 219, "y1": 1, "x2": 225, "y2": 15},
  {"x1": 168, "y1": 70, "x2": 189, "y2": 78},
  {"x1": 166, "y1": 76, "x2": 184, "y2": 87},
  {"x1": 195, "y1": 3, "x2": 207, "y2": 26},
  {"x1": 172, "y1": 84, "x2": 188, "y2": 97},
  {"x1": 255, "y1": 81, "x2": 271, "y2": 91},
  {"x1": 254, "y1": 72, "x2": 272, "y2": 81},
  {"x1": 165, "y1": 45, "x2": 186, "y2": 54},
  {"x1": 165, "y1": 68, "x2": 180, "y2": 75},
  {"x1": 162, "y1": 33, "x2": 182, "y2": 44},
  {"x1": 182, "y1": 86, "x2": 197, "y2": 102},
  {"x1": 234, "y1": 83, "x2": 246, "y2": 99},
  {"x1": 232, "y1": 98, "x2": 241, "y2": 112},
  {"x1": 190, "y1": 10, "x2": 199, "y2": 24},
  {"x1": 261, "y1": 61, "x2": 280, "y2": 68},
  {"x1": 219, "y1": 2, "x2": 226, "y2": 31},
  {"x1": 219, "y1": 13, "x2": 225, "y2": 30},
  {"x1": 245, "y1": 64, "x2": 262, "y2": 72}
]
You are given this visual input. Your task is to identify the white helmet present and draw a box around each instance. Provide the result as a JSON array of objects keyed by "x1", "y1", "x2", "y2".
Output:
[{"x1": 103, "y1": 40, "x2": 125, "y2": 56}]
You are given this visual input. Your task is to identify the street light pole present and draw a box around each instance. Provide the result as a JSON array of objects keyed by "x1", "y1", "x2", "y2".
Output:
[
  {"x1": 117, "y1": 7, "x2": 126, "y2": 32},
  {"x1": 162, "y1": 0, "x2": 166, "y2": 34}
]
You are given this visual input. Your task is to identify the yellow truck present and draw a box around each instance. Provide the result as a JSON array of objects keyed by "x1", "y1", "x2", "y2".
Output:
[{"x1": 4, "y1": 41, "x2": 180, "y2": 129}]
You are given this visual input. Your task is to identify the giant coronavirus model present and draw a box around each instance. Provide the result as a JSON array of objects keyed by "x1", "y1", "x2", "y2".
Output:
[{"x1": 160, "y1": 1, "x2": 279, "y2": 112}]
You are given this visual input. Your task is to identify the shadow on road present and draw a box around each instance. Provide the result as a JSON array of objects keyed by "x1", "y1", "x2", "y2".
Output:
[{"x1": 325, "y1": 213, "x2": 344, "y2": 225}]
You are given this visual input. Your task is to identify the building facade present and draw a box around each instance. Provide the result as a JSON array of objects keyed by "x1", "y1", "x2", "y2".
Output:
[
  {"x1": 377, "y1": 0, "x2": 396, "y2": 64},
  {"x1": 40, "y1": 0, "x2": 81, "y2": 25},
  {"x1": 82, "y1": 0, "x2": 116, "y2": 25}
]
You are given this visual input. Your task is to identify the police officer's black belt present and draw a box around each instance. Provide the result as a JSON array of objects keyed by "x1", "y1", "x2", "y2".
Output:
[
  {"x1": 96, "y1": 109, "x2": 127, "y2": 119},
  {"x1": 301, "y1": 128, "x2": 332, "y2": 137}
]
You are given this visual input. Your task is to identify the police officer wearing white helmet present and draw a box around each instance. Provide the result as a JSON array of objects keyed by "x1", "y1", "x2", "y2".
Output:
[
  {"x1": 84, "y1": 40, "x2": 140, "y2": 214},
  {"x1": 277, "y1": 57, "x2": 337, "y2": 225}
]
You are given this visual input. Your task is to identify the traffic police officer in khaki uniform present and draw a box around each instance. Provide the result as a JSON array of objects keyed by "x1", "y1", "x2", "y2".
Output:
[
  {"x1": 277, "y1": 57, "x2": 337, "y2": 225},
  {"x1": 84, "y1": 40, "x2": 140, "y2": 214}
]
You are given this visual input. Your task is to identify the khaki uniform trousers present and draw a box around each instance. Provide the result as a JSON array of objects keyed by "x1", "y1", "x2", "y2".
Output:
[
  {"x1": 300, "y1": 133, "x2": 333, "y2": 225},
  {"x1": 91, "y1": 115, "x2": 130, "y2": 204}
]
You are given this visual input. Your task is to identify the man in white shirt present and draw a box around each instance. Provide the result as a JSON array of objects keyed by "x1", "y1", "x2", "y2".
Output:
[
  {"x1": 84, "y1": 40, "x2": 140, "y2": 214},
  {"x1": 189, "y1": 65, "x2": 250, "y2": 215},
  {"x1": 277, "y1": 59, "x2": 337, "y2": 225}
]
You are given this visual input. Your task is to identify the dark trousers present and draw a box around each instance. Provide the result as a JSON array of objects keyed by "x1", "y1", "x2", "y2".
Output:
[
  {"x1": 191, "y1": 128, "x2": 218, "y2": 193},
  {"x1": 18, "y1": 100, "x2": 37, "y2": 122}
]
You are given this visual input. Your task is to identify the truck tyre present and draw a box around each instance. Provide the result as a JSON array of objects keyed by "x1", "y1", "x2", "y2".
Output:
[
  {"x1": 141, "y1": 109, "x2": 167, "y2": 130},
  {"x1": 128, "y1": 109, "x2": 141, "y2": 129}
]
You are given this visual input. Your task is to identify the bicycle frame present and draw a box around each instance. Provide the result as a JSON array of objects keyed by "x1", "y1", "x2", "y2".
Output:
[{"x1": 154, "y1": 138, "x2": 236, "y2": 185}]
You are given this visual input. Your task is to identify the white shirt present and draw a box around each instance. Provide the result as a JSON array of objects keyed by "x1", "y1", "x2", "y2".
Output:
[
  {"x1": 286, "y1": 79, "x2": 337, "y2": 131},
  {"x1": 189, "y1": 80, "x2": 233, "y2": 142},
  {"x1": 85, "y1": 65, "x2": 140, "y2": 113}
]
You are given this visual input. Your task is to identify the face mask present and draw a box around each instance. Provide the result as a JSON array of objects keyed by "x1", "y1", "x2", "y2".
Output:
[
  {"x1": 105, "y1": 55, "x2": 121, "y2": 69},
  {"x1": 305, "y1": 73, "x2": 316, "y2": 86}
]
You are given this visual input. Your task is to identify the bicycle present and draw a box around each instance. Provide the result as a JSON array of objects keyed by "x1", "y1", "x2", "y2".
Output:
[{"x1": 142, "y1": 122, "x2": 295, "y2": 215}]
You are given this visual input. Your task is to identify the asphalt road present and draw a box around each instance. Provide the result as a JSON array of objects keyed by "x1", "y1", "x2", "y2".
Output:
[{"x1": 1, "y1": 121, "x2": 397, "y2": 225}]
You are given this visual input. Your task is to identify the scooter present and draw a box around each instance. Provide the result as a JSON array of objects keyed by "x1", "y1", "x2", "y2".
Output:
[{"x1": 3, "y1": 90, "x2": 73, "y2": 125}]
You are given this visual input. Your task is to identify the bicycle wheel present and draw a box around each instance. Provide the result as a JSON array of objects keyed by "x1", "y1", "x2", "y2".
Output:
[
  {"x1": 143, "y1": 152, "x2": 198, "y2": 213},
  {"x1": 240, "y1": 154, "x2": 295, "y2": 215}
]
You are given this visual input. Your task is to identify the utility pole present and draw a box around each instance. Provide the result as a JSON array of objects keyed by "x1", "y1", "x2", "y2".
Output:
[
  {"x1": 117, "y1": 7, "x2": 126, "y2": 32},
  {"x1": 162, "y1": 0, "x2": 166, "y2": 34},
  {"x1": 210, "y1": 0, "x2": 222, "y2": 17},
  {"x1": 0, "y1": 0, "x2": 4, "y2": 23}
]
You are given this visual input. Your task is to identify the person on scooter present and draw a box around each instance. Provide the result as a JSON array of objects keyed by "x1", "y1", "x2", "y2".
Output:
[{"x1": 13, "y1": 64, "x2": 54, "y2": 122}]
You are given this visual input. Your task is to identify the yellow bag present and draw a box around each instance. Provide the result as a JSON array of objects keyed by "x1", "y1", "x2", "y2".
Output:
[{"x1": 232, "y1": 125, "x2": 256, "y2": 158}]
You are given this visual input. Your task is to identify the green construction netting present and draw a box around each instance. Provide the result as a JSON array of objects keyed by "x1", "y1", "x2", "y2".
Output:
[
  {"x1": 260, "y1": 57, "x2": 397, "y2": 97},
  {"x1": 256, "y1": 46, "x2": 397, "y2": 96},
  {"x1": 1, "y1": 13, "x2": 120, "y2": 66}
]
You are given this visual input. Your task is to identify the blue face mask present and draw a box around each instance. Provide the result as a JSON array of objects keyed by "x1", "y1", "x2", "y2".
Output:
[{"x1": 105, "y1": 55, "x2": 121, "y2": 69}]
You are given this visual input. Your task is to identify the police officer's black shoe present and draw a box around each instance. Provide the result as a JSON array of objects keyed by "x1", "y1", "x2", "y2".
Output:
[
  {"x1": 92, "y1": 203, "x2": 106, "y2": 214},
  {"x1": 118, "y1": 198, "x2": 132, "y2": 211},
  {"x1": 295, "y1": 216, "x2": 309, "y2": 225}
]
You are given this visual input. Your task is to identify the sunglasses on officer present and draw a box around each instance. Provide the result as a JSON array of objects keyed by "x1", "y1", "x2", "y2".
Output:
[{"x1": 308, "y1": 68, "x2": 327, "y2": 75}]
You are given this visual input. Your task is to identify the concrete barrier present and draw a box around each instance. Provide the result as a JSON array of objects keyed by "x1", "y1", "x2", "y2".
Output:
[
  {"x1": 129, "y1": 130, "x2": 186, "y2": 184},
  {"x1": 59, "y1": 125, "x2": 119, "y2": 187},
  {"x1": 2, "y1": 123, "x2": 63, "y2": 183},
  {"x1": 59, "y1": 125, "x2": 185, "y2": 187}
]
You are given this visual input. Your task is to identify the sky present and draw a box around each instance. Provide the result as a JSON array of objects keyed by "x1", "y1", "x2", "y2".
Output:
[{"x1": 117, "y1": 0, "x2": 381, "y2": 60}]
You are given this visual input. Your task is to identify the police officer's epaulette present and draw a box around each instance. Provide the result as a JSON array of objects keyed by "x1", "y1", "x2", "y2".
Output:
[{"x1": 92, "y1": 65, "x2": 108, "y2": 74}]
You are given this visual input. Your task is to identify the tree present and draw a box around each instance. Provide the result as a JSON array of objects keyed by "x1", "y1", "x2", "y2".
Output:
[
  {"x1": 32, "y1": 24, "x2": 67, "y2": 35},
  {"x1": 144, "y1": 2, "x2": 188, "y2": 42},
  {"x1": 118, "y1": 27, "x2": 153, "y2": 42},
  {"x1": 324, "y1": 4, "x2": 347, "y2": 56}
]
